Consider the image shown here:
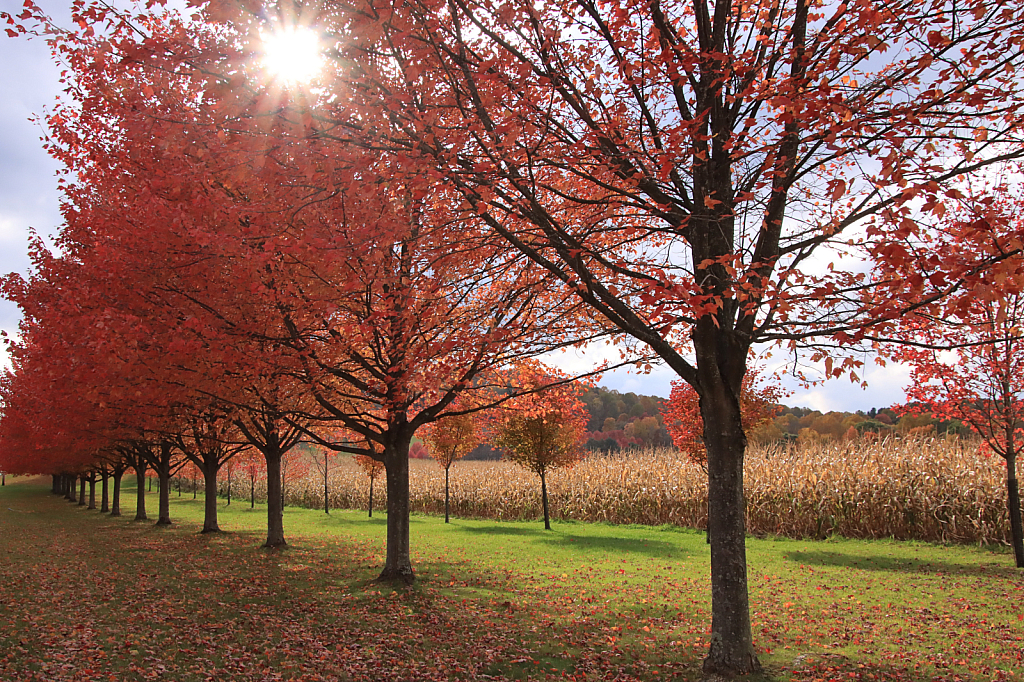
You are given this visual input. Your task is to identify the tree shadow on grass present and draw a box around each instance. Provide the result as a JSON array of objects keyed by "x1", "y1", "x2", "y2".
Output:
[
  {"x1": 460, "y1": 524, "x2": 685, "y2": 559},
  {"x1": 763, "y1": 651, "x2": 1001, "y2": 682},
  {"x1": 784, "y1": 549, "x2": 1020, "y2": 579}
]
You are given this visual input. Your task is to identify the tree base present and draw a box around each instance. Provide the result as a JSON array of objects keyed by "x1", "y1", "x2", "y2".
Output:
[
  {"x1": 376, "y1": 565, "x2": 415, "y2": 585},
  {"x1": 262, "y1": 538, "x2": 288, "y2": 549},
  {"x1": 133, "y1": 515, "x2": 148, "y2": 522},
  {"x1": 155, "y1": 519, "x2": 172, "y2": 527},
  {"x1": 702, "y1": 648, "x2": 762, "y2": 678},
  {"x1": 200, "y1": 527, "x2": 221, "y2": 534}
]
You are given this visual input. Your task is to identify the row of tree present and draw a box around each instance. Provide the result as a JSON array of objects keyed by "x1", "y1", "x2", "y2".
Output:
[{"x1": 4, "y1": 0, "x2": 1024, "y2": 673}]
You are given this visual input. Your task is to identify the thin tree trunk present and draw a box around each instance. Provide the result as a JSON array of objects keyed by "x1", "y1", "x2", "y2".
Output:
[
  {"x1": 65, "y1": 474, "x2": 75, "y2": 501},
  {"x1": 52, "y1": 475, "x2": 59, "y2": 494},
  {"x1": 540, "y1": 469, "x2": 550, "y2": 531},
  {"x1": 111, "y1": 470, "x2": 122, "y2": 517},
  {"x1": 444, "y1": 466, "x2": 450, "y2": 524},
  {"x1": 87, "y1": 477, "x2": 96, "y2": 509},
  {"x1": 264, "y1": 449, "x2": 286, "y2": 548},
  {"x1": 201, "y1": 459, "x2": 220, "y2": 534},
  {"x1": 250, "y1": 476, "x2": 255, "y2": 509},
  {"x1": 1006, "y1": 452, "x2": 1024, "y2": 568},
  {"x1": 700, "y1": 378, "x2": 760, "y2": 676},
  {"x1": 368, "y1": 477, "x2": 374, "y2": 518},
  {"x1": 135, "y1": 467, "x2": 148, "y2": 521},
  {"x1": 100, "y1": 473, "x2": 109, "y2": 513},
  {"x1": 78, "y1": 478, "x2": 86, "y2": 507},
  {"x1": 324, "y1": 453, "x2": 329, "y2": 515},
  {"x1": 192, "y1": 469, "x2": 197, "y2": 499},
  {"x1": 378, "y1": 441, "x2": 414, "y2": 583}
]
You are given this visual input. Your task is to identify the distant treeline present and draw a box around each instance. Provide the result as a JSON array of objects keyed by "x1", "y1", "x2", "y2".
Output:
[{"x1": 407, "y1": 391, "x2": 966, "y2": 462}]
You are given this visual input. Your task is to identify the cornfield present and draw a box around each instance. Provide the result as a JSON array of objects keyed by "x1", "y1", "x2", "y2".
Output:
[{"x1": 208, "y1": 435, "x2": 1015, "y2": 545}]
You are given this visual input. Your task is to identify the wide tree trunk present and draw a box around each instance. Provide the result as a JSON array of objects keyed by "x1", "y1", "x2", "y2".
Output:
[
  {"x1": 52, "y1": 475, "x2": 60, "y2": 495},
  {"x1": 540, "y1": 469, "x2": 551, "y2": 531},
  {"x1": 135, "y1": 467, "x2": 148, "y2": 521},
  {"x1": 100, "y1": 473, "x2": 109, "y2": 513},
  {"x1": 700, "y1": 373, "x2": 760, "y2": 676},
  {"x1": 78, "y1": 478, "x2": 86, "y2": 507},
  {"x1": 263, "y1": 449, "x2": 286, "y2": 548},
  {"x1": 111, "y1": 471, "x2": 122, "y2": 517},
  {"x1": 1006, "y1": 452, "x2": 1024, "y2": 568},
  {"x1": 156, "y1": 467, "x2": 172, "y2": 526},
  {"x1": 378, "y1": 439, "x2": 414, "y2": 584},
  {"x1": 201, "y1": 459, "x2": 220, "y2": 534}
]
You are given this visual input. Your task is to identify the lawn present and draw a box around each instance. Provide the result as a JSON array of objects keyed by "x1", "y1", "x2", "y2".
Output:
[{"x1": 0, "y1": 476, "x2": 1020, "y2": 681}]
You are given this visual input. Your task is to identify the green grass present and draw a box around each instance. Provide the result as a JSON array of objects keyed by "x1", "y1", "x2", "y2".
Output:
[{"x1": 1, "y1": 476, "x2": 1021, "y2": 681}]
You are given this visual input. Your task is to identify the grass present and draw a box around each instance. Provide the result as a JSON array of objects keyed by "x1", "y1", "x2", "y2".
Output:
[{"x1": 1, "y1": 475, "x2": 1022, "y2": 681}]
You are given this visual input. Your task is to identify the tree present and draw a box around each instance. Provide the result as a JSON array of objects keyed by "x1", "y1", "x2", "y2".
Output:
[
  {"x1": 493, "y1": 369, "x2": 588, "y2": 530},
  {"x1": 354, "y1": 454, "x2": 385, "y2": 518},
  {"x1": 901, "y1": 305, "x2": 1024, "y2": 569},
  {"x1": 423, "y1": 414, "x2": 480, "y2": 523},
  {"x1": 172, "y1": 411, "x2": 247, "y2": 532},
  {"x1": 312, "y1": 446, "x2": 336, "y2": 515},
  {"x1": 238, "y1": 448, "x2": 266, "y2": 509}
]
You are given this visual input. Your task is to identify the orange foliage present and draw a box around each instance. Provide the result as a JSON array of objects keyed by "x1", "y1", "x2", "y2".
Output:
[{"x1": 661, "y1": 369, "x2": 783, "y2": 470}]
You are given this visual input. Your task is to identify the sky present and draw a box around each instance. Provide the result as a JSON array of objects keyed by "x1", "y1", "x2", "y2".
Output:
[{"x1": 0, "y1": 3, "x2": 911, "y2": 414}]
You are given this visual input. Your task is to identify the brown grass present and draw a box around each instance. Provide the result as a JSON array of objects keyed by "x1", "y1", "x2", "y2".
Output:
[{"x1": 219, "y1": 435, "x2": 1013, "y2": 545}]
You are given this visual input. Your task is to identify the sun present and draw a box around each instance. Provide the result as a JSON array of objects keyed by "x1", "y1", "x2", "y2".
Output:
[{"x1": 261, "y1": 27, "x2": 323, "y2": 85}]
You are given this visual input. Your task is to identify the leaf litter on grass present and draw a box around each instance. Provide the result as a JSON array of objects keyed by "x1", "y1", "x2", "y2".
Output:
[{"x1": 1, "y1": 477, "x2": 1023, "y2": 682}]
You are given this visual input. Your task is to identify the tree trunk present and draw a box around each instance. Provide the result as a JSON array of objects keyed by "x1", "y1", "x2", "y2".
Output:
[
  {"x1": 324, "y1": 454, "x2": 329, "y2": 515},
  {"x1": 64, "y1": 474, "x2": 74, "y2": 501},
  {"x1": 368, "y1": 477, "x2": 374, "y2": 518},
  {"x1": 78, "y1": 478, "x2": 86, "y2": 507},
  {"x1": 263, "y1": 449, "x2": 286, "y2": 548},
  {"x1": 700, "y1": 377, "x2": 760, "y2": 676},
  {"x1": 193, "y1": 469, "x2": 197, "y2": 500},
  {"x1": 201, "y1": 458, "x2": 221, "y2": 534},
  {"x1": 378, "y1": 440, "x2": 414, "y2": 583},
  {"x1": 135, "y1": 467, "x2": 148, "y2": 521},
  {"x1": 444, "y1": 465, "x2": 450, "y2": 524},
  {"x1": 111, "y1": 471, "x2": 122, "y2": 517},
  {"x1": 250, "y1": 476, "x2": 255, "y2": 509},
  {"x1": 156, "y1": 464, "x2": 172, "y2": 527},
  {"x1": 1006, "y1": 452, "x2": 1024, "y2": 568},
  {"x1": 540, "y1": 469, "x2": 551, "y2": 530},
  {"x1": 51, "y1": 475, "x2": 59, "y2": 494},
  {"x1": 100, "y1": 473, "x2": 109, "y2": 513},
  {"x1": 87, "y1": 477, "x2": 96, "y2": 509}
]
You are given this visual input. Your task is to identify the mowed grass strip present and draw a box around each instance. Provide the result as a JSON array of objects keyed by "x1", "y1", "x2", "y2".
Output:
[{"x1": 0, "y1": 476, "x2": 1021, "y2": 682}]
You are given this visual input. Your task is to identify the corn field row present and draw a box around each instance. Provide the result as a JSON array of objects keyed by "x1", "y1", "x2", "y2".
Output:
[{"x1": 193, "y1": 436, "x2": 1015, "y2": 545}]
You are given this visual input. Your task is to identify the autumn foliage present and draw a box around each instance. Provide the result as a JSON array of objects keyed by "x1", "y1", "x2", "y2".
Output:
[
  {"x1": 493, "y1": 369, "x2": 588, "y2": 530},
  {"x1": 662, "y1": 369, "x2": 785, "y2": 471}
]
